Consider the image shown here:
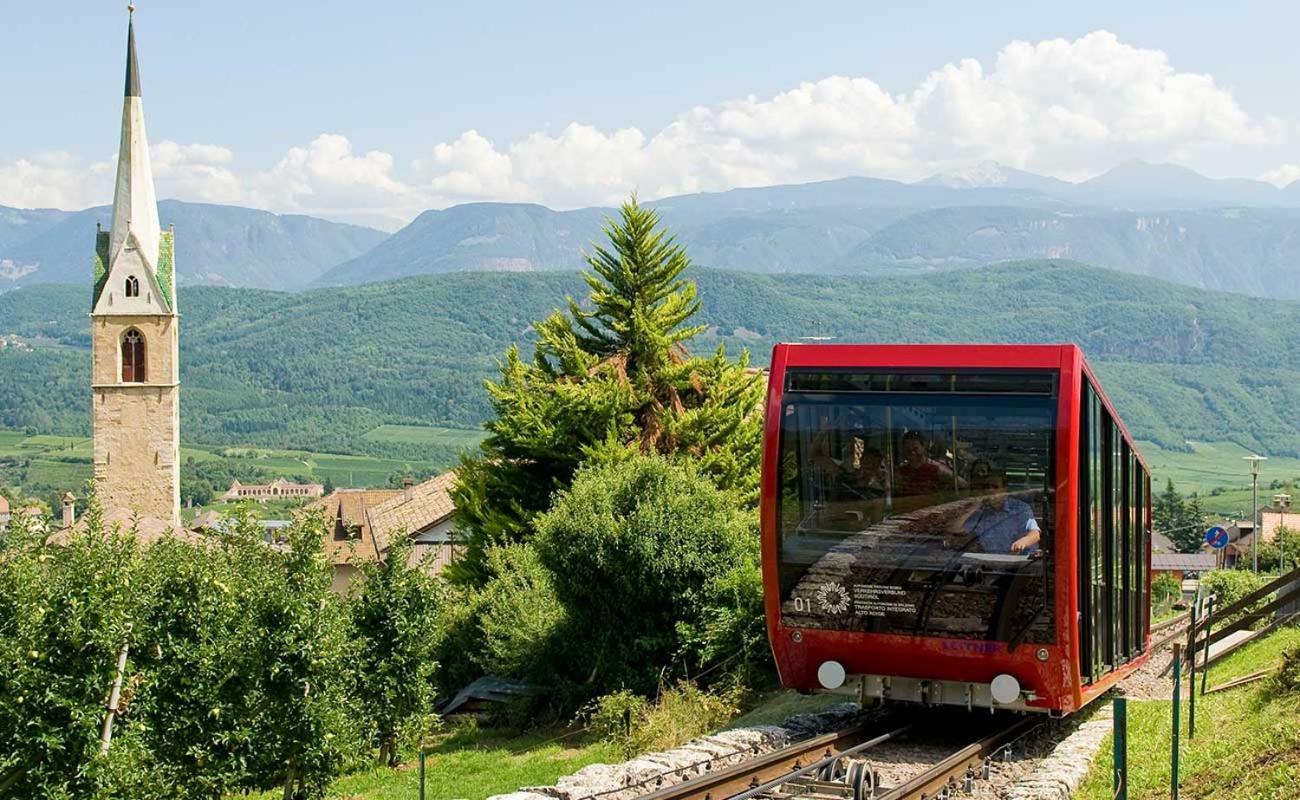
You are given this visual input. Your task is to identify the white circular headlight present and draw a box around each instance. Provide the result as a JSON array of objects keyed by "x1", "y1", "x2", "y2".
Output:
[
  {"x1": 817, "y1": 660, "x2": 847, "y2": 689},
  {"x1": 990, "y1": 673, "x2": 1021, "y2": 705}
]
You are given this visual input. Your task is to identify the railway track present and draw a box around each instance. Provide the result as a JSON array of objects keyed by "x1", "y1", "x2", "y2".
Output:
[
  {"x1": 642, "y1": 714, "x2": 1040, "y2": 800},
  {"x1": 1149, "y1": 611, "x2": 1192, "y2": 651}
]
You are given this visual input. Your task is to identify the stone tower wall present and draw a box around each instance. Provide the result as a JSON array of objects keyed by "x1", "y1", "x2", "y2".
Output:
[{"x1": 91, "y1": 312, "x2": 180, "y2": 526}]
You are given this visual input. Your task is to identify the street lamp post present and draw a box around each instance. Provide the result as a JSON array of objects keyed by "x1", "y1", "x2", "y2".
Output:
[{"x1": 1245, "y1": 455, "x2": 1267, "y2": 574}]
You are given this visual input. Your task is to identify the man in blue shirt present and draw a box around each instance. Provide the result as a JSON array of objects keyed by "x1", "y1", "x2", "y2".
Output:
[{"x1": 956, "y1": 464, "x2": 1040, "y2": 554}]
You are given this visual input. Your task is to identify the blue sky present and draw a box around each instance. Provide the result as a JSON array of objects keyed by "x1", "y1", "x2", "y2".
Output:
[{"x1": 4, "y1": 0, "x2": 1300, "y2": 227}]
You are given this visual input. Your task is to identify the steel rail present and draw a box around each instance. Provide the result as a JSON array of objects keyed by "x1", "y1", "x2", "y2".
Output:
[
  {"x1": 637, "y1": 721, "x2": 905, "y2": 800},
  {"x1": 1150, "y1": 611, "x2": 1190, "y2": 637},
  {"x1": 1151, "y1": 618, "x2": 1194, "y2": 652},
  {"x1": 727, "y1": 725, "x2": 912, "y2": 800},
  {"x1": 870, "y1": 716, "x2": 1040, "y2": 800}
]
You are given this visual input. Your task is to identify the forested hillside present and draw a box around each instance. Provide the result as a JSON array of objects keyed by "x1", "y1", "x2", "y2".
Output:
[{"x1": 4, "y1": 260, "x2": 1300, "y2": 458}]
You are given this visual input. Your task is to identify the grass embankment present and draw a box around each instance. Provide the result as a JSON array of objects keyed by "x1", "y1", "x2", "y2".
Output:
[
  {"x1": 1078, "y1": 627, "x2": 1300, "y2": 799},
  {"x1": 246, "y1": 725, "x2": 619, "y2": 800},
  {"x1": 247, "y1": 689, "x2": 834, "y2": 800}
]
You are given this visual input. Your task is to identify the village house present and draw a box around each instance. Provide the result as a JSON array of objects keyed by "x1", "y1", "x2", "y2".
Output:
[
  {"x1": 309, "y1": 472, "x2": 460, "y2": 593},
  {"x1": 0, "y1": 495, "x2": 10, "y2": 530},
  {"x1": 1151, "y1": 552, "x2": 1217, "y2": 583},
  {"x1": 1260, "y1": 493, "x2": 1299, "y2": 541},
  {"x1": 221, "y1": 477, "x2": 325, "y2": 502},
  {"x1": 1205, "y1": 494, "x2": 1297, "y2": 569}
]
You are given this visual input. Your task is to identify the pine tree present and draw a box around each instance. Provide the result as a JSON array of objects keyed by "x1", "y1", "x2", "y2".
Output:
[
  {"x1": 1174, "y1": 492, "x2": 1209, "y2": 553},
  {"x1": 1153, "y1": 478, "x2": 1185, "y2": 544},
  {"x1": 449, "y1": 197, "x2": 763, "y2": 585}
]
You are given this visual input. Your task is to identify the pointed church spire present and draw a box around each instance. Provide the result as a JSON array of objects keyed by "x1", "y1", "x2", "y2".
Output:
[
  {"x1": 124, "y1": 5, "x2": 141, "y2": 97},
  {"x1": 108, "y1": 3, "x2": 160, "y2": 277}
]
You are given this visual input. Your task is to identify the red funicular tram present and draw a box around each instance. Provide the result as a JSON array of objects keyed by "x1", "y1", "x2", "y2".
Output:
[{"x1": 761, "y1": 344, "x2": 1151, "y2": 715}]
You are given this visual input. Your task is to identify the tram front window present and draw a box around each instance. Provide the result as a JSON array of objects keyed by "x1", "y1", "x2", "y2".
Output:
[{"x1": 776, "y1": 371, "x2": 1057, "y2": 645}]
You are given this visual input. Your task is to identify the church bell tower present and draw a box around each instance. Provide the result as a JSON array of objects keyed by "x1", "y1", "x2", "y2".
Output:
[{"x1": 91, "y1": 6, "x2": 181, "y2": 531}]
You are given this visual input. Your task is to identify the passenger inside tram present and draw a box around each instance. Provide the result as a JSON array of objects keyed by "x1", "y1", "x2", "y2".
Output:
[
  {"x1": 951, "y1": 461, "x2": 1041, "y2": 554},
  {"x1": 895, "y1": 430, "x2": 964, "y2": 497},
  {"x1": 844, "y1": 441, "x2": 888, "y2": 500}
]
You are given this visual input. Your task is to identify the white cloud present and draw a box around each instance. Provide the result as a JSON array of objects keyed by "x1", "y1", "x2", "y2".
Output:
[
  {"x1": 249, "y1": 134, "x2": 421, "y2": 228},
  {"x1": 151, "y1": 141, "x2": 244, "y2": 204},
  {"x1": 0, "y1": 141, "x2": 241, "y2": 211},
  {"x1": 400, "y1": 29, "x2": 1284, "y2": 212},
  {"x1": 1260, "y1": 164, "x2": 1300, "y2": 188},
  {"x1": 0, "y1": 30, "x2": 1291, "y2": 226},
  {"x1": 0, "y1": 152, "x2": 113, "y2": 210},
  {"x1": 411, "y1": 130, "x2": 524, "y2": 205}
]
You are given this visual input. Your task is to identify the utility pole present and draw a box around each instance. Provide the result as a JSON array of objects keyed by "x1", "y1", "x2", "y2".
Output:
[{"x1": 1245, "y1": 455, "x2": 1267, "y2": 574}]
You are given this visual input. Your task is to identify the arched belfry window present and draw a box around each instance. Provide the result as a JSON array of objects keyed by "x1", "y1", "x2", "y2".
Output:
[
  {"x1": 125, "y1": 275, "x2": 140, "y2": 298},
  {"x1": 122, "y1": 329, "x2": 146, "y2": 383}
]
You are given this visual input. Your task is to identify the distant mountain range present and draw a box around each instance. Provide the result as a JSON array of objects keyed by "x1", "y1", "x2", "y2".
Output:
[
  {"x1": 5, "y1": 261, "x2": 1300, "y2": 460},
  {"x1": 8, "y1": 160, "x2": 1300, "y2": 297},
  {"x1": 0, "y1": 200, "x2": 386, "y2": 291}
]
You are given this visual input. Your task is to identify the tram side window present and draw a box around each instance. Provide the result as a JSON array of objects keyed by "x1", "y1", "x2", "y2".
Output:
[
  {"x1": 1119, "y1": 441, "x2": 1131, "y2": 659},
  {"x1": 1135, "y1": 451, "x2": 1144, "y2": 656},
  {"x1": 1143, "y1": 471, "x2": 1153, "y2": 640},
  {"x1": 1079, "y1": 381, "x2": 1110, "y2": 681},
  {"x1": 1079, "y1": 377, "x2": 1149, "y2": 678}
]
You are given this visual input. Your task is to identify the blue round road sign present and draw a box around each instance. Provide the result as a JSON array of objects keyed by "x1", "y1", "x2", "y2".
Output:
[{"x1": 1205, "y1": 526, "x2": 1229, "y2": 549}]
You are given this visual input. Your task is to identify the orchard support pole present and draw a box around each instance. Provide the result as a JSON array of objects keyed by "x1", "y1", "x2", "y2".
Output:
[{"x1": 98, "y1": 623, "x2": 132, "y2": 756}]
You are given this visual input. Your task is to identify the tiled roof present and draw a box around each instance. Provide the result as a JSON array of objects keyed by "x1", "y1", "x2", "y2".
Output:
[
  {"x1": 308, "y1": 472, "x2": 459, "y2": 568},
  {"x1": 48, "y1": 509, "x2": 200, "y2": 547},
  {"x1": 310, "y1": 489, "x2": 402, "y2": 565},
  {"x1": 0, "y1": 495, "x2": 9, "y2": 514},
  {"x1": 1152, "y1": 553, "x2": 1217, "y2": 571},
  {"x1": 368, "y1": 471, "x2": 457, "y2": 553}
]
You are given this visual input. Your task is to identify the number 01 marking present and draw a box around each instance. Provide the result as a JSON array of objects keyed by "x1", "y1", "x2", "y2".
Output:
[{"x1": 793, "y1": 596, "x2": 810, "y2": 613}]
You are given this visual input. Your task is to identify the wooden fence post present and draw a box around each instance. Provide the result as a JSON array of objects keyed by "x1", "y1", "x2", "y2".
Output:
[
  {"x1": 1114, "y1": 696, "x2": 1128, "y2": 800},
  {"x1": 1200, "y1": 595, "x2": 1216, "y2": 695},
  {"x1": 1172, "y1": 642, "x2": 1182, "y2": 800},
  {"x1": 1188, "y1": 601, "x2": 1198, "y2": 739}
]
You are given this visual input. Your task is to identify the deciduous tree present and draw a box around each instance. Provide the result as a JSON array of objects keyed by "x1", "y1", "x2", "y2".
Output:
[
  {"x1": 450, "y1": 197, "x2": 763, "y2": 585},
  {"x1": 349, "y1": 536, "x2": 441, "y2": 766}
]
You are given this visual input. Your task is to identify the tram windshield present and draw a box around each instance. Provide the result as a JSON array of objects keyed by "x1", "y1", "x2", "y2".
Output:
[{"x1": 776, "y1": 370, "x2": 1057, "y2": 645}]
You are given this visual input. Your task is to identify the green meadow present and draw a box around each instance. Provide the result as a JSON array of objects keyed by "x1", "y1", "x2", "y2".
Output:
[{"x1": 0, "y1": 424, "x2": 485, "y2": 504}]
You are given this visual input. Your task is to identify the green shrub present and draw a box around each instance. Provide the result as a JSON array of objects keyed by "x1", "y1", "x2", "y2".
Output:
[
  {"x1": 534, "y1": 455, "x2": 759, "y2": 696},
  {"x1": 589, "y1": 682, "x2": 741, "y2": 758},
  {"x1": 1153, "y1": 572, "x2": 1182, "y2": 608},
  {"x1": 680, "y1": 539, "x2": 770, "y2": 685},
  {"x1": 588, "y1": 690, "x2": 652, "y2": 756},
  {"x1": 1202, "y1": 569, "x2": 1267, "y2": 609},
  {"x1": 430, "y1": 580, "x2": 488, "y2": 694},
  {"x1": 1201, "y1": 569, "x2": 1270, "y2": 628},
  {"x1": 476, "y1": 543, "x2": 568, "y2": 682},
  {"x1": 1271, "y1": 644, "x2": 1300, "y2": 694}
]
